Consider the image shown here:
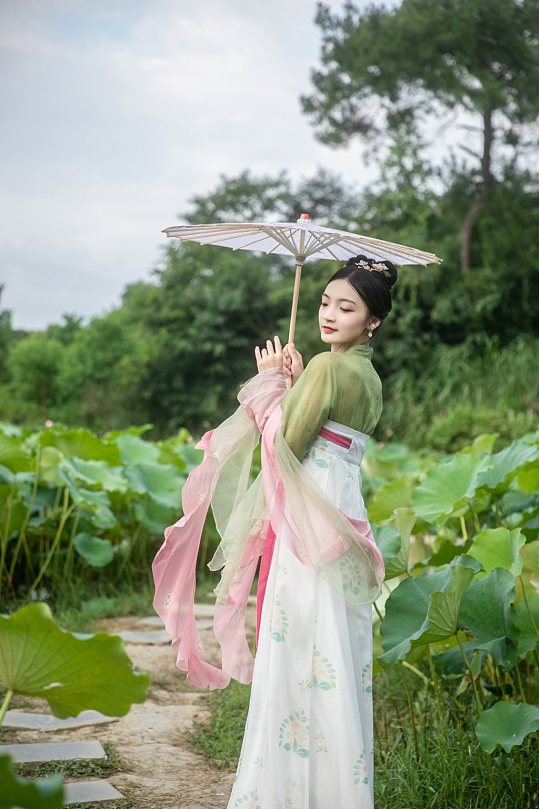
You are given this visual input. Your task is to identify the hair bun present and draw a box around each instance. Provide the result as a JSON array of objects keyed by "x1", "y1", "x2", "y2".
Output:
[{"x1": 346, "y1": 254, "x2": 398, "y2": 290}]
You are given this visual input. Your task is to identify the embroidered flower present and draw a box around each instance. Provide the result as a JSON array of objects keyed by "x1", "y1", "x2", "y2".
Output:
[
  {"x1": 279, "y1": 711, "x2": 310, "y2": 758},
  {"x1": 270, "y1": 598, "x2": 289, "y2": 642},
  {"x1": 234, "y1": 789, "x2": 262, "y2": 809},
  {"x1": 354, "y1": 750, "x2": 369, "y2": 784},
  {"x1": 361, "y1": 661, "x2": 372, "y2": 693}
]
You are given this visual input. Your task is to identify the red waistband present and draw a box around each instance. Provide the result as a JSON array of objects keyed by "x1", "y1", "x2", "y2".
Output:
[{"x1": 318, "y1": 425, "x2": 352, "y2": 449}]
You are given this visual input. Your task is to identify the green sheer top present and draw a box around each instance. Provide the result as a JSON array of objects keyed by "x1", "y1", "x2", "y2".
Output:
[{"x1": 281, "y1": 344, "x2": 383, "y2": 460}]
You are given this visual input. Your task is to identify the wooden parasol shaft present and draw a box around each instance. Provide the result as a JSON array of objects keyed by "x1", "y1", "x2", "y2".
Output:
[
  {"x1": 286, "y1": 260, "x2": 303, "y2": 389},
  {"x1": 288, "y1": 260, "x2": 303, "y2": 345}
]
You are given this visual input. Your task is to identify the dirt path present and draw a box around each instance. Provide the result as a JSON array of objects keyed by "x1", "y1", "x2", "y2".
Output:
[{"x1": 7, "y1": 605, "x2": 257, "y2": 808}]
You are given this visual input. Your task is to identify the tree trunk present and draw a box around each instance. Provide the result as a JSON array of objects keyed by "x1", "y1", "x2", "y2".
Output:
[{"x1": 459, "y1": 108, "x2": 494, "y2": 275}]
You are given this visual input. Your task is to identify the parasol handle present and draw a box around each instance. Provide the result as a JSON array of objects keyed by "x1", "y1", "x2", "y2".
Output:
[{"x1": 286, "y1": 260, "x2": 303, "y2": 390}]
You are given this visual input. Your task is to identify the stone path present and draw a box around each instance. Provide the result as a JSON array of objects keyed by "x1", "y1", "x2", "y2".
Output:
[
  {"x1": 4, "y1": 709, "x2": 117, "y2": 732},
  {"x1": 4, "y1": 600, "x2": 257, "y2": 807}
]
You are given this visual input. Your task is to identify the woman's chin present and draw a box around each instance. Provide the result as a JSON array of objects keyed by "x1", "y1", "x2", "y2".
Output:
[{"x1": 320, "y1": 331, "x2": 336, "y2": 343}]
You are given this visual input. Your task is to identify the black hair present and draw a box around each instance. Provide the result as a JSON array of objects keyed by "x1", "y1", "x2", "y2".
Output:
[{"x1": 325, "y1": 254, "x2": 398, "y2": 321}]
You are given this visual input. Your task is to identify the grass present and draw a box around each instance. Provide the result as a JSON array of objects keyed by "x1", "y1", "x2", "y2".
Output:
[
  {"x1": 188, "y1": 680, "x2": 252, "y2": 769},
  {"x1": 16, "y1": 742, "x2": 124, "y2": 779},
  {"x1": 187, "y1": 662, "x2": 539, "y2": 808}
]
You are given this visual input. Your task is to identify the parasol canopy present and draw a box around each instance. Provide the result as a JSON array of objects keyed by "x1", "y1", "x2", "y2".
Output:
[{"x1": 162, "y1": 214, "x2": 442, "y2": 344}]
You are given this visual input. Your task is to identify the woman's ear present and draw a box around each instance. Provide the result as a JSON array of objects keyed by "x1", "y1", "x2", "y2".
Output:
[{"x1": 370, "y1": 318, "x2": 381, "y2": 332}]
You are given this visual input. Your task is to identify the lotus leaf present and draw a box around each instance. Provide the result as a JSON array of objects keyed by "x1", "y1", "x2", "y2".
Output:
[
  {"x1": 74, "y1": 533, "x2": 115, "y2": 567},
  {"x1": 437, "y1": 568, "x2": 519, "y2": 670},
  {"x1": 0, "y1": 754, "x2": 64, "y2": 809},
  {"x1": 374, "y1": 507, "x2": 415, "y2": 579},
  {"x1": 517, "y1": 460, "x2": 539, "y2": 494},
  {"x1": 133, "y1": 494, "x2": 180, "y2": 535},
  {"x1": 475, "y1": 439, "x2": 539, "y2": 493},
  {"x1": 469, "y1": 527, "x2": 525, "y2": 577},
  {"x1": 0, "y1": 603, "x2": 150, "y2": 718},
  {"x1": 0, "y1": 433, "x2": 32, "y2": 473},
  {"x1": 460, "y1": 433, "x2": 499, "y2": 454},
  {"x1": 475, "y1": 701, "x2": 539, "y2": 753},
  {"x1": 39, "y1": 427, "x2": 120, "y2": 464},
  {"x1": 124, "y1": 463, "x2": 184, "y2": 509},
  {"x1": 378, "y1": 554, "x2": 482, "y2": 664},
  {"x1": 515, "y1": 591, "x2": 539, "y2": 659},
  {"x1": 69, "y1": 458, "x2": 127, "y2": 493},
  {"x1": 113, "y1": 434, "x2": 160, "y2": 464},
  {"x1": 368, "y1": 476, "x2": 413, "y2": 523},
  {"x1": 411, "y1": 453, "x2": 486, "y2": 523}
]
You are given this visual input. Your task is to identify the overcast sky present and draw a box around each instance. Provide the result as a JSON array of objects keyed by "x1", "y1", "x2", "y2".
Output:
[{"x1": 2, "y1": 0, "x2": 465, "y2": 331}]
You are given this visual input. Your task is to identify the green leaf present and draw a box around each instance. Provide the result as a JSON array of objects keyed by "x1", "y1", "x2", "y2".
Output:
[
  {"x1": 515, "y1": 591, "x2": 539, "y2": 659},
  {"x1": 113, "y1": 434, "x2": 160, "y2": 465},
  {"x1": 0, "y1": 603, "x2": 150, "y2": 718},
  {"x1": 73, "y1": 533, "x2": 115, "y2": 568},
  {"x1": 460, "y1": 433, "x2": 499, "y2": 455},
  {"x1": 517, "y1": 461, "x2": 539, "y2": 494},
  {"x1": 124, "y1": 463, "x2": 184, "y2": 508},
  {"x1": 39, "y1": 427, "x2": 120, "y2": 464},
  {"x1": 468, "y1": 527, "x2": 525, "y2": 577},
  {"x1": 69, "y1": 458, "x2": 127, "y2": 493},
  {"x1": 0, "y1": 754, "x2": 64, "y2": 809},
  {"x1": 450, "y1": 568, "x2": 519, "y2": 669},
  {"x1": 368, "y1": 476, "x2": 413, "y2": 523},
  {"x1": 475, "y1": 702, "x2": 539, "y2": 753},
  {"x1": 374, "y1": 507, "x2": 415, "y2": 579},
  {"x1": 0, "y1": 433, "x2": 32, "y2": 473},
  {"x1": 411, "y1": 454, "x2": 486, "y2": 523},
  {"x1": 475, "y1": 440, "x2": 539, "y2": 493},
  {"x1": 378, "y1": 555, "x2": 482, "y2": 664},
  {"x1": 132, "y1": 495, "x2": 179, "y2": 535}
]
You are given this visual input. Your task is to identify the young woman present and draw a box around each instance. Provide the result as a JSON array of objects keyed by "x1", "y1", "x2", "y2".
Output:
[{"x1": 152, "y1": 254, "x2": 397, "y2": 809}]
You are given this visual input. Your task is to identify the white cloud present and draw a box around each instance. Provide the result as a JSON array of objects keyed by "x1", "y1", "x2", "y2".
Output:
[{"x1": 0, "y1": 0, "x2": 468, "y2": 330}]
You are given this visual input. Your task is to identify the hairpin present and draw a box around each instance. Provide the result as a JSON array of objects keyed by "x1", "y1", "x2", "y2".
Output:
[{"x1": 354, "y1": 259, "x2": 387, "y2": 274}]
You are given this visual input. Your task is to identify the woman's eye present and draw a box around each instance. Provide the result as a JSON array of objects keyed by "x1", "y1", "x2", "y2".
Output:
[
  {"x1": 340, "y1": 308, "x2": 353, "y2": 313},
  {"x1": 320, "y1": 302, "x2": 327, "y2": 307}
]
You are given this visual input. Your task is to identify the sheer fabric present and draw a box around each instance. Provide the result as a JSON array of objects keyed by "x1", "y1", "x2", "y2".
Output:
[{"x1": 152, "y1": 345, "x2": 384, "y2": 691}]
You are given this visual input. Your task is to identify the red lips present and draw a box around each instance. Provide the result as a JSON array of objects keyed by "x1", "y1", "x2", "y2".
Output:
[{"x1": 322, "y1": 326, "x2": 336, "y2": 333}]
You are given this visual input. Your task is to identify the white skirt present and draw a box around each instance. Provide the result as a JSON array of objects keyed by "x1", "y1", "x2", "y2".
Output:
[{"x1": 226, "y1": 420, "x2": 375, "y2": 809}]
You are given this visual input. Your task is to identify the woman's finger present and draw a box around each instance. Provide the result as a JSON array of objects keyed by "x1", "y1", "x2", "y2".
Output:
[
  {"x1": 274, "y1": 335, "x2": 282, "y2": 354},
  {"x1": 266, "y1": 339, "x2": 274, "y2": 355},
  {"x1": 255, "y1": 345, "x2": 261, "y2": 360}
]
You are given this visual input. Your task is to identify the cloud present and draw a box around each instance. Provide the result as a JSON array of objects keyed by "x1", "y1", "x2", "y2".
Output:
[{"x1": 0, "y1": 0, "x2": 457, "y2": 330}]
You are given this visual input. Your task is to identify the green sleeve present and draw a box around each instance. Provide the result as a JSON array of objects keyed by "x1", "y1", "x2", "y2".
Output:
[{"x1": 281, "y1": 352, "x2": 334, "y2": 460}]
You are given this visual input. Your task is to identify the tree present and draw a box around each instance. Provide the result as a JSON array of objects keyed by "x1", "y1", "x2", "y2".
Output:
[
  {"x1": 5, "y1": 333, "x2": 64, "y2": 422},
  {"x1": 0, "y1": 286, "x2": 15, "y2": 384},
  {"x1": 186, "y1": 168, "x2": 361, "y2": 228},
  {"x1": 302, "y1": 0, "x2": 539, "y2": 273}
]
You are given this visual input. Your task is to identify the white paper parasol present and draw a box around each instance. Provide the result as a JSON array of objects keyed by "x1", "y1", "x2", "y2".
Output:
[{"x1": 163, "y1": 214, "x2": 442, "y2": 344}]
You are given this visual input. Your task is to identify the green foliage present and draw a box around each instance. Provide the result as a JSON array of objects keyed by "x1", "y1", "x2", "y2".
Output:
[
  {"x1": 0, "y1": 603, "x2": 150, "y2": 721},
  {"x1": 302, "y1": 0, "x2": 539, "y2": 162},
  {"x1": 0, "y1": 422, "x2": 200, "y2": 602},
  {"x1": 369, "y1": 427, "x2": 539, "y2": 757},
  {"x1": 475, "y1": 702, "x2": 539, "y2": 753},
  {"x1": 0, "y1": 754, "x2": 64, "y2": 809}
]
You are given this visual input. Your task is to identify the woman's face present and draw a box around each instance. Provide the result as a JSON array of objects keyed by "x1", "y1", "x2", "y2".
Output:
[{"x1": 319, "y1": 278, "x2": 379, "y2": 351}]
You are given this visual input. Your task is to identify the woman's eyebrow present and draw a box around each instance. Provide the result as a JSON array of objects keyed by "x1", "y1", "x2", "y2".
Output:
[{"x1": 321, "y1": 293, "x2": 357, "y2": 305}]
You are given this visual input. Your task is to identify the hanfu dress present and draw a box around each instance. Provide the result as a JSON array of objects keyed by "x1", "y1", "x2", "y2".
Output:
[
  {"x1": 226, "y1": 343, "x2": 383, "y2": 809},
  {"x1": 152, "y1": 343, "x2": 384, "y2": 809}
]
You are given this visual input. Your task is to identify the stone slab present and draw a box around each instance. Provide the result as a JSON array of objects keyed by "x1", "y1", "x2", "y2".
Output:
[
  {"x1": 137, "y1": 615, "x2": 164, "y2": 627},
  {"x1": 195, "y1": 619, "x2": 214, "y2": 630},
  {"x1": 4, "y1": 710, "x2": 117, "y2": 732},
  {"x1": 64, "y1": 779, "x2": 124, "y2": 804},
  {"x1": 0, "y1": 740, "x2": 106, "y2": 764},
  {"x1": 119, "y1": 629, "x2": 171, "y2": 645}
]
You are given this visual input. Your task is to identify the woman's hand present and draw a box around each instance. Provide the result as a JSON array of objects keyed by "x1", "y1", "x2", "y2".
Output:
[
  {"x1": 283, "y1": 343, "x2": 304, "y2": 387},
  {"x1": 255, "y1": 336, "x2": 284, "y2": 373}
]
